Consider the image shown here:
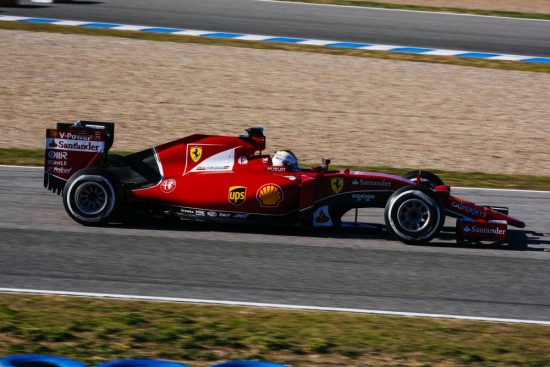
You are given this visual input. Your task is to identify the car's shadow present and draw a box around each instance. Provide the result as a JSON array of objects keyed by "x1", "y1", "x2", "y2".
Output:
[
  {"x1": 62, "y1": 1, "x2": 104, "y2": 5},
  {"x1": 429, "y1": 226, "x2": 549, "y2": 251},
  {"x1": 110, "y1": 215, "x2": 390, "y2": 241},
  {"x1": 2, "y1": 5, "x2": 49, "y2": 8},
  {"x1": 4, "y1": 1, "x2": 101, "y2": 8},
  {"x1": 108, "y1": 217, "x2": 548, "y2": 251}
]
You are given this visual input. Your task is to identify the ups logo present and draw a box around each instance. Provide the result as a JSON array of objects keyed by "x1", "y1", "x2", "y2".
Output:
[{"x1": 228, "y1": 186, "x2": 247, "y2": 206}]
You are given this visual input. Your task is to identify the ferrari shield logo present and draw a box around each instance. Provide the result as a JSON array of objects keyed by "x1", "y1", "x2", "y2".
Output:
[
  {"x1": 228, "y1": 186, "x2": 247, "y2": 206},
  {"x1": 190, "y1": 146, "x2": 202, "y2": 163},
  {"x1": 331, "y1": 177, "x2": 344, "y2": 194}
]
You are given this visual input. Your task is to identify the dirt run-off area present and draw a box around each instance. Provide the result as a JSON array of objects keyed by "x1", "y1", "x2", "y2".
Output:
[
  {"x1": 1, "y1": 30, "x2": 549, "y2": 176},
  {"x1": 345, "y1": 0, "x2": 550, "y2": 14}
]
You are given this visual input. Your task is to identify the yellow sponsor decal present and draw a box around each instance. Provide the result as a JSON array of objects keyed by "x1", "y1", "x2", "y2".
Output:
[
  {"x1": 190, "y1": 146, "x2": 202, "y2": 163},
  {"x1": 228, "y1": 186, "x2": 247, "y2": 206},
  {"x1": 331, "y1": 177, "x2": 344, "y2": 194},
  {"x1": 257, "y1": 184, "x2": 283, "y2": 207}
]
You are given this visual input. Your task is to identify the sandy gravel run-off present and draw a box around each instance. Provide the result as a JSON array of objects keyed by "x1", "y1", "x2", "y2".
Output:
[
  {"x1": 1, "y1": 30, "x2": 549, "y2": 176},
  {"x1": 346, "y1": 0, "x2": 550, "y2": 14}
]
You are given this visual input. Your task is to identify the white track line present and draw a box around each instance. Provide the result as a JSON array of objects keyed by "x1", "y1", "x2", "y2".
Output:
[
  {"x1": 0, "y1": 164, "x2": 43, "y2": 169},
  {"x1": 1, "y1": 288, "x2": 549, "y2": 325},
  {"x1": 454, "y1": 187, "x2": 550, "y2": 194},
  {"x1": 255, "y1": 0, "x2": 550, "y2": 22}
]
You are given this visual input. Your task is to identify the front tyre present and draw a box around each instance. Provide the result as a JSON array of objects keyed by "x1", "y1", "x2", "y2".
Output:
[
  {"x1": 384, "y1": 185, "x2": 445, "y2": 245},
  {"x1": 402, "y1": 170, "x2": 444, "y2": 188},
  {"x1": 63, "y1": 168, "x2": 121, "y2": 226}
]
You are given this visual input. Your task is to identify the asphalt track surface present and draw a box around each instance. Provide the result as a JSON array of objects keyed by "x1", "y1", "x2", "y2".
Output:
[
  {"x1": 2, "y1": 0, "x2": 550, "y2": 57},
  {"x1": 1, "y1": 166, "x2": 549, "y2": 322}
]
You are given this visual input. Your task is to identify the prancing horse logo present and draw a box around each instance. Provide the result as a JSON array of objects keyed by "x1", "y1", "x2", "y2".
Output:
[
  {"x1": 190, "y1": 146, "x2": 202, "y2": 162},
  {"x1": 331, "y1": 177, "x2": 344, "y2": 194}
]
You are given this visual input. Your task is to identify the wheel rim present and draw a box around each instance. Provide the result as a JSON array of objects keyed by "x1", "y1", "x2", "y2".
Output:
[
  {"x1": 396, "y1": 198, "x2": 431, "y2": 232},
  {"x1": 74, "y1": 182, "x2": 108, "y2": 215}
]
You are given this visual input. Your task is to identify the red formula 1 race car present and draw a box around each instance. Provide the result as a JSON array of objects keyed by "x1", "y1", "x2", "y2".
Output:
[{"x1": 44, "y1": 121, "x2": 526, "y2": 245}]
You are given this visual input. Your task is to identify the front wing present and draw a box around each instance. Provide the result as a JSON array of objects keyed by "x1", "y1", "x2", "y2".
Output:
[{"x1": 446, "y1": 194, "x2": 525, "y2": 242}]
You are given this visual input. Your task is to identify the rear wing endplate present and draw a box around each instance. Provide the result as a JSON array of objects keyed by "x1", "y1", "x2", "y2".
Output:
[{"x1": 44, "y1": 121, "x2": 114, "y2": 194}]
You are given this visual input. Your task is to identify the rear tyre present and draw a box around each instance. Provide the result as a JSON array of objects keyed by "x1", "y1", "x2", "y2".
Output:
[
  {"x1": 402, "y1": 170, "x2": 444, "y2": 188},
  {"x1": 384, "y1": 185, "x2": 445, "y2": 245},
  {"x1": 63, "y1": 167, "x2": 121, "y2": 226}
]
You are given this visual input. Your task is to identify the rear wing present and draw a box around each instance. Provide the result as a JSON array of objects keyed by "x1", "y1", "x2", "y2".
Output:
[{"x1": 44, "y1": 121, "x2": 114, "y2": 194}]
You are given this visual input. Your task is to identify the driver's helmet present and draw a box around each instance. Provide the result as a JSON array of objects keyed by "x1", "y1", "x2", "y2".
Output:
[{"x1": 272, "y1": 150, "x2": 299, "y2": 172}]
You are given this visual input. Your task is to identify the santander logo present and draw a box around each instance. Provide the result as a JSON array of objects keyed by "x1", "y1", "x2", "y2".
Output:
[
  {"x1": 463, "y1": 224, "x2": 505, "y2": 235},
  {"x1": 315, "y1": 209, "x2": 330, "y2": 224},
  {"x1": 312, "y1": 205, "x2": 333, "y2": 227}
]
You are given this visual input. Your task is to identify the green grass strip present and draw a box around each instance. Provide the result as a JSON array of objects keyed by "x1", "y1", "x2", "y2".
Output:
[
  {"x1": 1, "y1": 294, "x2": 549, "y2": 367},
  {"x1": 278, "y1": 0, "x2": 550, "y2": 20},
  {"x1": 4, "y1": 148, "x2": 548, "y2": 190},
  {"x1": 0, "y1": 148, "x2": 45, "y2": 167},
  {"x1": 1, "y1": 21, "x2": 550, "y2": 73}
]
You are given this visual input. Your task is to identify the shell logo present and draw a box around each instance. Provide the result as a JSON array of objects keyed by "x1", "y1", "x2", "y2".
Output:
[{"x1": 256, "y1": 184, "x2": 284, "y2": 207}]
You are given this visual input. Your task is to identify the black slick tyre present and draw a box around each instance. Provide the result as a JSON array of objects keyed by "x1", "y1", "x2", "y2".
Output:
[
  {"x1": 63, "y1": 167, "x2": 121, "y2": 226},
  {"x1": 384, "y1": 185, "x2": 445, "y2": 245}
]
